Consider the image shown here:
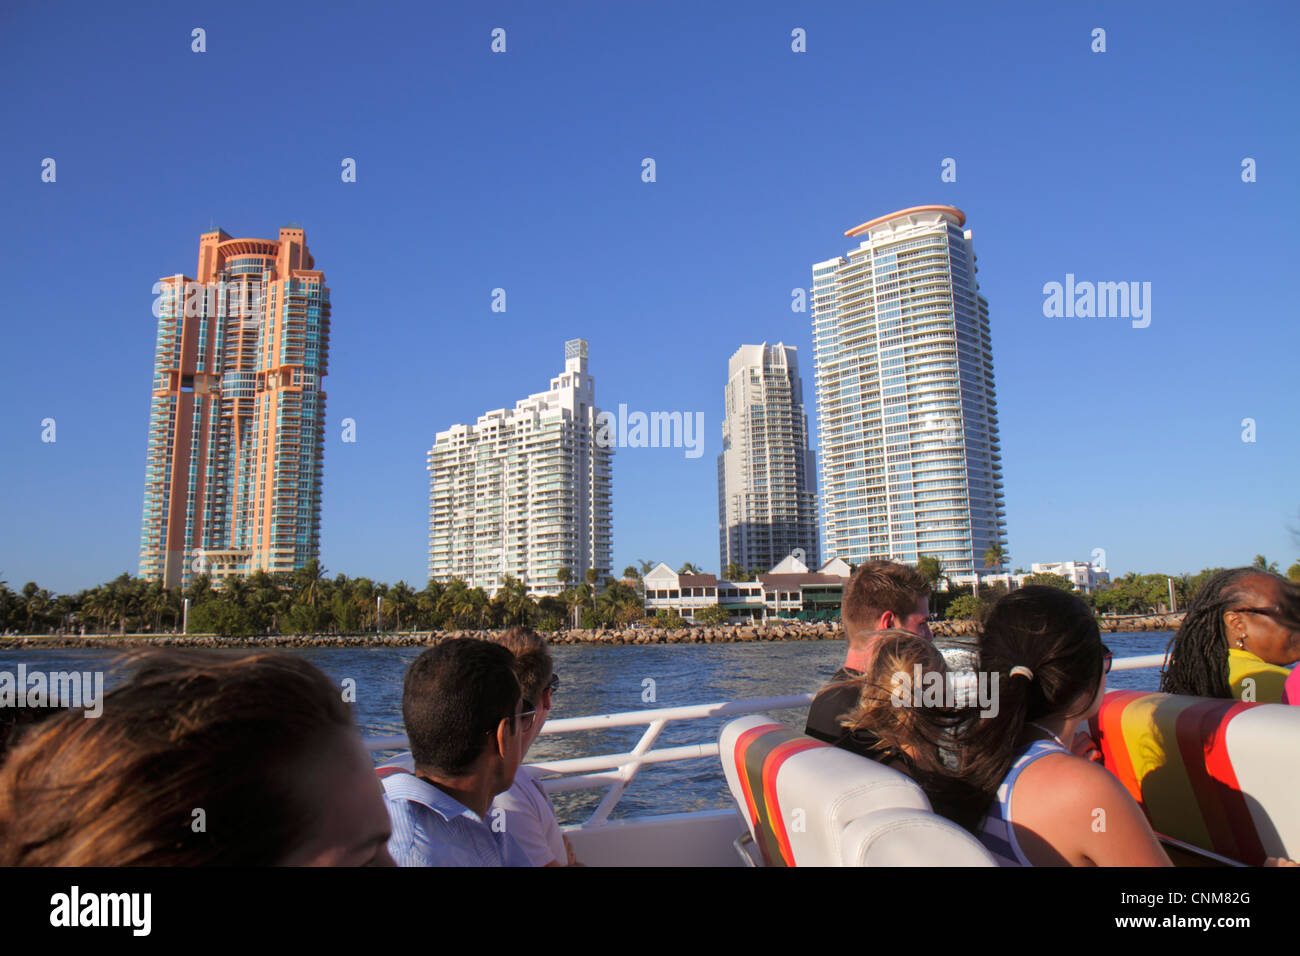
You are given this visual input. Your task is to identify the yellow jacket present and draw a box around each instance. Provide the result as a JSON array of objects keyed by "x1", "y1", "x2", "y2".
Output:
[{"x1": 1228, "y1": 648, "x2": 1290, "y2": 703}]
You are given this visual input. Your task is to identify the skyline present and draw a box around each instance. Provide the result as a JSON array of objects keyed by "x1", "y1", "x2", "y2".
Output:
[{"x1": 2, "y1": 2, "x2": 1298, "y2": 593}]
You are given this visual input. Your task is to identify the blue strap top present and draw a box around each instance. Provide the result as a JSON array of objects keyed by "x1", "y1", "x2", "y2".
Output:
[{"x1": 976, "y1": 738, "x2": 1071, "y2": 867}]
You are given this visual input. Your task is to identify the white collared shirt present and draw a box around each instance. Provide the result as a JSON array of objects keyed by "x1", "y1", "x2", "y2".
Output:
[{"x1": 381, "y1": 771, "x2": 533, "y2": 867}]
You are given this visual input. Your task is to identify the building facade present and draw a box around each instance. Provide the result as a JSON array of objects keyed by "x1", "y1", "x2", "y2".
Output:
[
  {"x1": 643, "y1": 556, "x2": 852, "y2": 622},
  {"x1": 427, "y1": 339, "x2": 612, "y2": 596},
  {"x1": 139, "y1": 226, "x2": 329, "y2": 588},
  {"x1": 811, "y1": 205, "x2": 1006, "y2": 576},
  {"x1": 717, "y1": 343, "x2": 819, "y2": 575}
]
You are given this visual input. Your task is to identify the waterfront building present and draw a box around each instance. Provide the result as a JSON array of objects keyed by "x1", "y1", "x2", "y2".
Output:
[
  {"x1": 642, "y1": 556, "x2": 852, "y2": 622},
  {"x1": 139, "y1": 226, "x2": 329, "y2": 588},
  {"x1": 1027, "y1": 560, "x2": 1110, "y2": 593},
  {"x1": 943, "y1": 561, "x2": 1110, "y2": 594},
  {"x1": 427, "y1": 339, "x2": 612, "y2": 596},
  {"x1": 811, "y1": 205, "x2": 1006, "y2": 576},
  {"x1": 717, "y1": 343, "x2": 820, "y2": 576}
]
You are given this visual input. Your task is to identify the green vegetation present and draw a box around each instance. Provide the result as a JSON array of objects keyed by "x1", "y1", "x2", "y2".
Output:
[
  {"x1": 1021, "y1": 572, "x2": 1075, "y2": 591},
  {"x1": 694, "y1": 604, "x2": 730, "y2": 625},
  {"x1": 0, "y1": 560, "x2": 643, "y2": 638},
  {"x1": 654, "y1": 608, "x2": 686, "y2": 628},
  {"x1": 916, "y1": 554, "x2": 946, "y2": 588}
]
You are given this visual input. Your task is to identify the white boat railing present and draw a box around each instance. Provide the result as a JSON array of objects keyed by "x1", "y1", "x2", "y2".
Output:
[{"x1": 363, "y1": 652, "x2": 1169, "y2": 829}]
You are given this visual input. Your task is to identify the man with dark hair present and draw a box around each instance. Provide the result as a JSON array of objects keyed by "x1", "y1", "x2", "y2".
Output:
[
  {"x1": 383, "y1": 638, "x2": 533, "y2": 866},
  {"x1": 805, "y1": 560, "x2": 932, "y2": 754}
]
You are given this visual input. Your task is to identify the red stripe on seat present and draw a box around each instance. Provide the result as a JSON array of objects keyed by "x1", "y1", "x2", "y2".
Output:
[
  {"x1": 1195, "y1": 701, "x2": 1265, "y2": 864},
  {"x1": 1092, "y1": 690, "x2": 1147, "y2": 803},
  {"x1": 761, "y1": 737, "x2": 826, "y2": 867},
  {"x1": 733, "y1": 724, "x2": 783, "y2": 862},
  {"x1": 1171, "y1": 699, "x2": 1244, "y2": 857}
]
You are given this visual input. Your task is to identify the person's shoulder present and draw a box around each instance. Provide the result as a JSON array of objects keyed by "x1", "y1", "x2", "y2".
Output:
[{"x1": 1015, "y1": 747, "x2": 1128, "y2": 807}]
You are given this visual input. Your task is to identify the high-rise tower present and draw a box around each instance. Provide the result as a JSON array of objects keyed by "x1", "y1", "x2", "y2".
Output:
[
  {"x1": 811, "y1": 206, "x2": 1006, "y2": 574},
  {"x1": 717, "y1": 342, "x2": 819, "y2": 574},
  {"x1": 139, "y1": 226, "x2": 329, "y2": 587},
  {"x1": 427, "y1": 339, "x2": 613, "y2": 595}
]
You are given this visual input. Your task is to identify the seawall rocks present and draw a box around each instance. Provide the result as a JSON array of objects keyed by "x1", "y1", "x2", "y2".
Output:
[{"x1": 1, "y1": 613, "x2": 1184, "y2": 649}]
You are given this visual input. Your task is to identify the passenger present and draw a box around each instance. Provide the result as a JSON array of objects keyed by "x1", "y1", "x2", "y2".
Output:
[
  {"x1": 834, "y1": 629, "x2": 951, "y2": 775},
  {"x1": 833, "y1": 629, "x2": 983, "y2": 830},
  {"x1": 0, "y1": 651, "x2": 393, "y2": 866},
  {"x1": 958, "y1": 587, "x2": 1171, "y2": 866},
  {"x1": 383, "y1": 638, "x2": 533, "y2": 866},
  {"x1": 805, "y1": 560, "x2": 932, "y2": 751},
  {"x1": 1160, "y1": 568, "x2": 1299, "y2": 703},
  {"x1": 490, "y1": 626, "x2": 580, "y2": 866}
]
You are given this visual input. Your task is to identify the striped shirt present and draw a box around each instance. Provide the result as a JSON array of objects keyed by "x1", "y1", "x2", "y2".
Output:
[
  {"x1": 382, "y1": 771, "x2": 533, "y2": 867},
  {"x1": 976, "y1": 738, "x2": 1070, "y2": 867}
]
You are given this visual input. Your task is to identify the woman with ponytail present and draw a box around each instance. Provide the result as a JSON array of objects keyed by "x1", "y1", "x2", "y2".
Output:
[{"x1": 957, "y1": 587, "x2": 1170, "y2": 866}]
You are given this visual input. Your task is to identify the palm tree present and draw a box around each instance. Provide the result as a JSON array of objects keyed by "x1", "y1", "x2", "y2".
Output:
[
  {"x1": 983, "y1": 545, "x2": 1007, "y2": 571},
  {"x1": 438, "y1": 578, "x2": 470, "y2": 626},
  {"x1": 678, "y1": 562, "x2": 702, "y2": 575},
  {"x1": 1252, "y1": 555, "x2": 1279, "y2": 573},
  {"x1": 493, "y1": 576, "x2": 531, "y2": 626},
  {"x1": 572, "y1": 582, "x2": 593, "y2": 628},
  {"x1": 388, "y1": 581, "x2": 416, "y2": 631}
]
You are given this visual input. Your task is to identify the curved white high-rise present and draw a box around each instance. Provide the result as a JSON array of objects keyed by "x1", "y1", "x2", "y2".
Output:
[{"x1": 811, "y1": 206, "x2": 1006, "y2": 575}]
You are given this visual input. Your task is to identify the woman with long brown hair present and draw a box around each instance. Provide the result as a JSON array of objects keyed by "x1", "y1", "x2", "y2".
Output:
[{"x1": 0, "y1": 650, "x2": 394, "y2": 866}]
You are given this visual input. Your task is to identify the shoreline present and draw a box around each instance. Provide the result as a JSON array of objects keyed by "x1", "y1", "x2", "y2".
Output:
[{"x1": 0, "y1": 613, "x2": 1184, "y2": 649}]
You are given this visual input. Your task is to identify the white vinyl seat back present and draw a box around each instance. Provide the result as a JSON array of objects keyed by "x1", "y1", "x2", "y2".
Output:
[
  {"x1": 841, "y1": 808, "x2": 997, "y2": 866},
  {"x1": 721, "y1": 714, "x2": 986, "y2": 866}
]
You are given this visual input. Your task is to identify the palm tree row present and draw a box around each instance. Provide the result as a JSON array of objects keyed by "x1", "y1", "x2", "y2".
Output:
[{"x1": 0, "y1": 560, "x2": 646, "y2": 638}]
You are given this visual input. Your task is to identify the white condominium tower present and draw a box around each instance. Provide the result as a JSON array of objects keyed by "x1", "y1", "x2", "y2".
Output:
[
  {"x1": 717, "y1": 343, "x2": 819, "y2": 574},
  {"x1": 811, "y1": 205, "x2": 1006, "y2": 575},
  {"x1": 427, "y1": 339, "x2": 612, "y2": 596}
]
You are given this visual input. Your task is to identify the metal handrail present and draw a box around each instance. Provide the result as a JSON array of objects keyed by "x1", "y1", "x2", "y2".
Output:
[{"x1": 362, "y1": 654, "x2": 1169, "y2": 829}]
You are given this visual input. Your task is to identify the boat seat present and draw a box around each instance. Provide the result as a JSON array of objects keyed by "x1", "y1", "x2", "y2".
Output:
[
  {"x1": 718, "y1": 715, "x2": 995, "y2": 866},
  {"x1": 1090, "y1": 691, "x2": 1300, "y2": 865}
]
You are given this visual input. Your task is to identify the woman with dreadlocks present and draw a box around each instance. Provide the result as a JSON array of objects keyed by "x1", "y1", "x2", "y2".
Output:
[{"x1": 1160, "y1": 568, "x2": 1300, "y2": 703}]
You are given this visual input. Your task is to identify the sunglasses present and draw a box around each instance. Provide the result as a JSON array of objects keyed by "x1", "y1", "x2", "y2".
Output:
[
  {"x1": 546, "y1": 673, "x2": 560, "y2": 694},
  {"x1": 1235, "y1": 606, "x2": 1282, "y2": 621},
  {"x1": 1100, "y1": 644, "x2": 1112, "y2": 675},
  {"x1": 487, "y1": 698, "x2": 536, "y2": 736}
]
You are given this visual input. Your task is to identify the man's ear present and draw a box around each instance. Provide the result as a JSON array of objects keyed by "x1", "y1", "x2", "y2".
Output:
[
  {"x1": 493, "y1": 717, "x2": 512, "y2": 759},
  {"x1": 878, "y1": 611, "x2": 896, "y2": 630}
]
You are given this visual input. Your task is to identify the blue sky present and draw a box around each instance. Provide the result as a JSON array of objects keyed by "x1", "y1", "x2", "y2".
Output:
[{"x1": 1, "y1": 0, "x2": 1297, "y2": 594}]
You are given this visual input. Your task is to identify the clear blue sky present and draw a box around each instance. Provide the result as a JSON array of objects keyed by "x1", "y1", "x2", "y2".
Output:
[{"x1": 2, "y1": 0, "x2": 1297, "y2": 594}]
